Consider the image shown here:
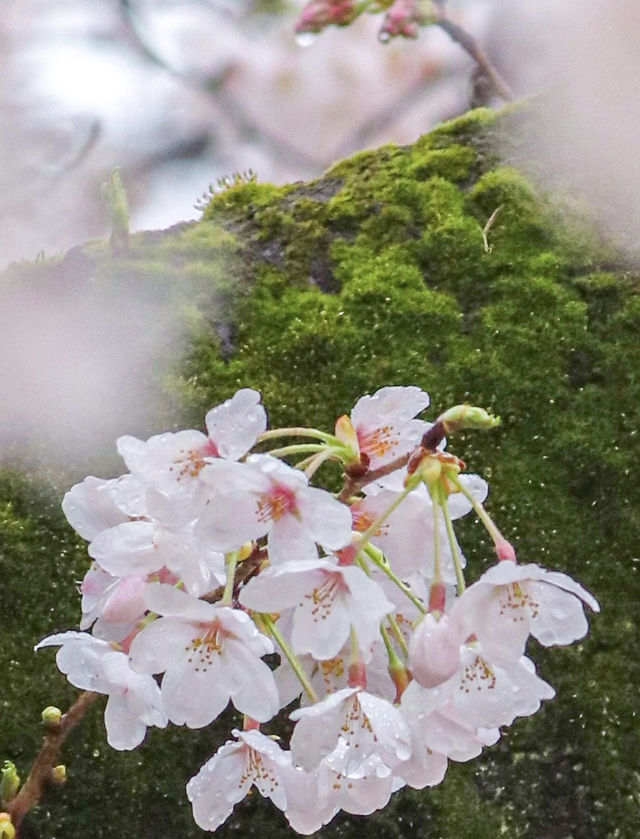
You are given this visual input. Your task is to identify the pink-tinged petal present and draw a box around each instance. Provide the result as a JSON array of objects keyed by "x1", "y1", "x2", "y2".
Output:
[
  {"x1": 268, "y1": 515, "x2": 318, "y2": 565},
  {"x1": 396, "y1": 717, "x2": 449, "y2": 789},
  {"x1": 100, "y1": 574, "x2": 147, "y2": 623},
  {"x1": 144, "y1": 583, "x2": 216, "y2": 622},
  {"x1": 88, "y1": 520, "x2": 159, "y2": 576},
  {"x1": 319, "y1": 747, "x2": 395, "y2": 815},
  {"x1": 297, "y1": 487, "x2": 353, "y2": 551},
  {"x1": 454, "y1": 650, "x2": 555, "y2": 728},
  {"x1": 335, "y1": 568, "x2": 395, "y2": 654},
  {"x1": 161, "y1": 662, "x2": 230, "y2": 728},
  {"x1": 204, "y1": 388, "x2": 267, "y2": 460},
  {"x1": 357, "y1": 692, "x2": 412, "y2": 765},
  {"x1": 528, "y1": 581, "x2": 589, "y2": 646},
  {"x1": 195, "y1": 490, "x2": 268, "y2": 552},
  {"x1": 222, "y1": 647, "x2": 279, "y2": 722},
  {"x1": 236, "y1": 729, "x2": 291, "y2": 811},
  {"x1": 533, "y1": 568, "x2": 600, "y2": 612},
  {"x1": 62, "y1": 476, "x2": 129, "y2": 541},
  {"x1": 284, "y1": 767, "x2": 336, "y2": 835},
  {"x1": 128, "y1": 616, "x2": 202, "y2": 674},
  {"x1": 239, "y1": 561, "x2": 331, "y2": 612},
  {"x1": 452, "y1": 583, "x2": 530, "y2": 664},
  {"x1": 116, "y1": 434, "x2": 147, "y2": 473},
  {"x1": 104, "y1": 694, "x2": 148, "y2": 751},
  {"x1": 187, "y1": 742, "x2": 249, "y2": 831},
  {"x1": 35, "y1": 632, "x2": 113, "y2": 693},
  {"x1": 351, "y1": 386, "x2": 430, "y2": 428},
  {"x1": 290, "y1": 688, "x2": 359, "y2": 770},
  {"x1": 291, "y1": 582, "x2": 351, "y2": 659},
  {"x1": 201, "y1": 456, "x2": 269, "y2": 494}
]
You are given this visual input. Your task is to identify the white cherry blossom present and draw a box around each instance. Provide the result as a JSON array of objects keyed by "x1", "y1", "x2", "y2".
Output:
[
  {"x1": 290, "y1": 687, "x2": 411, "y2": 776},
  {"x1": 35, "y1": 631, "x2": 166, "y2": 750},
  {"x1": 128, "y1": 585, "x2": 279, "y2": 727},
  {"x1": 62, "y1": 474, "x2": 146, "y2": 541},
  {"x1": 197, "y1": 454, "x2": 352, "y2": 562},
  {"x1": 239, "y1": 557, "x2": 393, "y2": 660},
  {"x1": 347, "y1": 385, "x2": 430, "y2": 470},
  {"x1": 454, "y1": 561, "x2": 600, "y2": 664},
  {"x1": 187, "y1": 728, "x2": 291, "y2": 832}
]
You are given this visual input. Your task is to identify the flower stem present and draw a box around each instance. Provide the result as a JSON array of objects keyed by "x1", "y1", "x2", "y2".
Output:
[
  {"x1": 364, "y1": 546, "x2": 427, "y2": 616},
  {"x1": 352, "y1": 485, "x2": 413, "y2": 563},
  {"x1": 264, "y1": 443, "x2": 327, "y2": 458},
  {"x1": 302, "y1": 447, "x2": 335, "y2": 479},
  {"x1": 260, "y1": 614, "x2": 318, "y2": 704},
  {"x1": 259, "y1": 427, "x2": 334, "y2": 443},
  {"x1": 221, "y1": 551, "x2": 239, "y2": 606},
  {"x1": 385, "y1": 613, "x2": 409, "y2": 658},
  {"x1": 440, "y1": 498, "x2": 466, "y2": 594},
  {"x1": 451, "y1": 476, "x2": 504, "y2": 544}
]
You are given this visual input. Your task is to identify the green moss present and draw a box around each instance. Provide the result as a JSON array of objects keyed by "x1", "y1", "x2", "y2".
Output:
[{"x1": 1, "y1": 104, "x2": 639, "y2": 838}]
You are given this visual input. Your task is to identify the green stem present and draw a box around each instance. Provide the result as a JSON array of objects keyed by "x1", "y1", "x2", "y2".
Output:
[
  {"x1": 432, "y1": 498, "x2": 443, "y2": 584},
  {"x1": 265, "y1": 443, "x2": 326, "y2": 458},
  {"x1": 440, "y1": 499, "x2": 466, "y2": 594},
  {"x1": 303, "y1": 447, "x2": 335, "y2": 479},
  {"x1": 260, "y1": 614, "x2": 318, "y2": 704},
  {"x1": 385, "y1": 614, "x2": 409, "y2": 658},
  {"x1": 365, "y1": 546, "x2": 427, "y2": 616},
  {"x1": 259, "y1": 427, "x2": 334, "y2": 443},
  {"x1": 221, "y1": 551, "x2": 239, "y2": 606},
  {"x1": 450, "y1": 475, "x2": 503, "y2": 544}
]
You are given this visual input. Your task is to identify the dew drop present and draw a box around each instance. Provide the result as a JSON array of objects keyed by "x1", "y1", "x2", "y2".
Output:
[
  {"x1": 295, "y1": 31, "x2": 316, "y2": 47},
  {"x1": 378, "y1": 29, "x2": 391, "y2": 43}
]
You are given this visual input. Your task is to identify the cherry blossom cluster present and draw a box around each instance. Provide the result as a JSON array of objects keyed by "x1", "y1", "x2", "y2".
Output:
[{"x1": 36, "y1": 386, "x2": 599, "y2": 834}]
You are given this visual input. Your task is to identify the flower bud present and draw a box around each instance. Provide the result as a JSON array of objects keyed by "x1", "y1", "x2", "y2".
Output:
[
  {"x1": 41, "y1": 706, "x2": 62, "y2": 729},
  {"x1": 495, "y1": 538, "x2": 517, "y2": 562},
  {"x1": 0, "y1": 814, "x2": 15, "y2": 839},
  {"x1": 438, "y1": 404, "x2": 501, "y2": 434},
  {"x1": 51, "y1": 765, "x2": 67, "y2": 786},
  {"x1": 379, "y1": 0, "x2": 433, "y2": 41},
  {"x1": 295, "y1": 0, "x2": 361, "y2": 35},
  {"x1": 0, "y1": 763, "x2": 19, "y2": 805},
  {"x1": 334, "y1": 414, "x2": 360, "y2": 462},
  {"x1": 237, "y1": 541, "x2": 254, "y2": 562},
  {"x1": 409, "y1": 613, "x2": 462, "y2": 688}
]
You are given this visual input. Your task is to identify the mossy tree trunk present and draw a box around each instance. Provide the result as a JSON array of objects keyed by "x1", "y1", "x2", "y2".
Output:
[{"x1": 1, "y1": 107, "x2": 638, "y2": 839}]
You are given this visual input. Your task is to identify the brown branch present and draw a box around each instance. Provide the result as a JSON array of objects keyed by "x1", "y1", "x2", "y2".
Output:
[
  {"x1": 7, "y1": 692, "x2": 100, "y2": 834},
  {"x1": 434, "y1": 8, "x2": 514, "y2": 103}
]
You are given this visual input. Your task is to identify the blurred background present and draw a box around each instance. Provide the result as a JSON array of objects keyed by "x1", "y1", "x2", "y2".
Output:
[
  {"x1": 4, "y1": 0, "x2": 637, "y2": 269},
  {"x1": 3, "y1": 0, "x2": 639, "y2": 467},
  {"x1": 0, "y1": 0, "x2": 513, "y2": 269}
]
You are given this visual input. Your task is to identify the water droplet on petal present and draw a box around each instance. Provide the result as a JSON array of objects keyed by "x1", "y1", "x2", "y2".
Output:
[
  {"x1": 295, "y1": 31, "x2": 316, "y2": 47},
  {"x1": 378, "y1": 29, "x2": 391, "y2": 43}
]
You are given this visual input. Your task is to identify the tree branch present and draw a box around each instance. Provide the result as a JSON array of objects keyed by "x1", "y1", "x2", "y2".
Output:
[{"x1": 7, "y1": 692, "x2": 100, "y2": 834}]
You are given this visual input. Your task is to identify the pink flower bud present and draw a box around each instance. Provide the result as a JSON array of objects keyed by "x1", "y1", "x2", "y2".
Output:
[
  {"x1": 409, "y1": 613, "x2": 462, "y2": 688},
  {"x1": 295, "y1": 0, "x2": 359, "y2": 34},
  {"x1": 379, "y1": 0, "x2": 433, "y2": 41},
  {"x1": 495, "y1": 538, "x2": 517, "y2": 562}
]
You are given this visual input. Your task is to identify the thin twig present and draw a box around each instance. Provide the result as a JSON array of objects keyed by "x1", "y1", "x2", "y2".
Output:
[
  {"x1": 7, "y1": 691, "x2": 100, "y2": 833},
  {"x1": 433, "y1": 7, "x2": 513, "y2": 103}
]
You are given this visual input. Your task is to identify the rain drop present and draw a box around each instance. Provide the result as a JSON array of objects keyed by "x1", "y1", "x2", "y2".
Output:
[{"x1": 295, "y1": 31, "x2": 316, "y2": 47}]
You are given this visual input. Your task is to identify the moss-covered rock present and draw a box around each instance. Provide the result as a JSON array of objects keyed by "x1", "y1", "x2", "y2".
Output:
[{"x1": 1, "y1": 106, "x2": 639, "y2": 838}]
